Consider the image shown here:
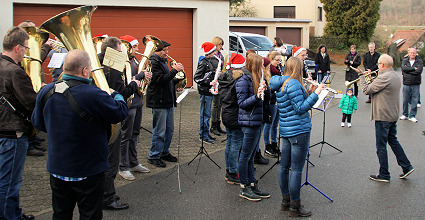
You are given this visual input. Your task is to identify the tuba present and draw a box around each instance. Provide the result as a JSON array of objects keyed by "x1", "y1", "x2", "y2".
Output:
[
  {"x1": 39, "y1": 5, "x2": 120, "y2": 145},
  {"x1": 166, "y1": 54, "x2": 187, "y2": 90},
  {"x1": 21, "y1": 26, "x2": 49, "y2": 93},
  {"x1": 93, "y1": 34, "x2": 108, "y2": 54},
  {"x1": 137, "y1": 35, "x2": 163, "y2": 95},
  {"x1": 121, "y1": 40, "x2": 134, "y2": 106}
]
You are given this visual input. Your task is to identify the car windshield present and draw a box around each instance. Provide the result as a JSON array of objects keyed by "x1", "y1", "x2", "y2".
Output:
[{"x1": 240, "y1": 36, "x2": 273, "y2": 51}]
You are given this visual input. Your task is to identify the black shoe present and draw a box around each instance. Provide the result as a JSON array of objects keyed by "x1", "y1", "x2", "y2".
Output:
[
  {"x1": 32, "y1": 136, "x2": 45, "y2": 142},
  {"x1": 217, "y1": 121, "x2": 226, "y2": 134},
  {"x1": 102, "y1": 201, "x2": 129, "y2": 210},
  {"x1": 399, "y1": 168, "x2": 414, "y2": 179},
  {"x1": 254, "y1": 150, "x2": 269, "y2": 165},
  {"x1": 199, "y1": 137, "x2": 214, "y2": 144},
  {"x1": 21, "y1": 214, "x2": 35, "y2": 220},
  {"x1": 239, "y1": 184, "x2": 261, "y2": 201},
  {"x1": 35, "y1": 145, "x2": 47, "y2": 152},
  {"x1": 369, "y1": 174, "x2": 389, "y2": 182},
  {"x1": 147, "y1": 159, "x2": 166, "y2": 167},
  {"x1": 27, "y1": 149, "x2": 44, "y2": 156},
  {"x1": 265, "y1": 144, "x2": 277, "y2": 157},
  {"x1": 251, "y1": 181, "x2": 270, "y2": 198},
  {"x1": 225, "y1": 170, "x2": 230, "y2": 181},
  {"x1": 160, "y1": 153, "x2": 178, "y2": 162},
  {"x1": 271, "y1": 142, "x2": 280, "y2": 155},
  {"x1": 227, "y1": 172, "x2": 240, "y2": 185},
  {"x1": 210, "y1": 122, "x2": 221, "y2": 136},
  {"x1": 114, "y1": 194, "x2": 120, "y2": 201},
  {"x1": 208, "y1": 134, "x2": 217, "y2": 140}
]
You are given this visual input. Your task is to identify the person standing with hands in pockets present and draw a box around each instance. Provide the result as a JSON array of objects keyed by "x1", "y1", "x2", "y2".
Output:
[{"x1": 339, "y1": 88, "x2": 357, "y2": 127}]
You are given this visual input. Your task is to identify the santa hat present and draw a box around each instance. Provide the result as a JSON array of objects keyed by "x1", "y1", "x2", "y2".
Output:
[
  {"x1": 93, "y1": 34, "x2": 108, "y2": 39},
  {"x1": 227, "y1": 53, "x2": 245, "y2": 69},
  {"x1": 201, "y1": 42, "x2": 216, "y2": 55},
  {"x1": 120, "y1": 35, "x2": 139, "y2": 47},
  {"x1": 292, "y1": 46, "x2": 306, "y2": 57}
]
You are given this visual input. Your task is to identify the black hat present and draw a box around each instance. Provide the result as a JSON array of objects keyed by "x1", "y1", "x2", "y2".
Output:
[{"x1": 162, "y1": 40, "x2": 171, "y2": 47}]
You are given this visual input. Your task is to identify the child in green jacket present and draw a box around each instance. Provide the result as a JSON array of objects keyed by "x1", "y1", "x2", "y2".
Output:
[{"x1": 339, "y1": 88, "x2": 357, "y2": 127}]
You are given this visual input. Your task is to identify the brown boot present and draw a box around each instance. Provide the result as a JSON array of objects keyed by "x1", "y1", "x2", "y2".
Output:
[
  {"x1": 281, "y1": 194, "x2": 290, "y2": 211},
  {"x1": 288, "y1": 200, "x2": 311, "y2": 217}
]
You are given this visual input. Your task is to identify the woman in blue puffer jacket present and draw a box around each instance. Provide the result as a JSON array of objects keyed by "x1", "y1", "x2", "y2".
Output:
[
  {"x1": 269, "y1": 57, "x2": 325, "y2": 217},
  {"x1": 234, "y1": 54, "x2": 270, "y2": 202}
]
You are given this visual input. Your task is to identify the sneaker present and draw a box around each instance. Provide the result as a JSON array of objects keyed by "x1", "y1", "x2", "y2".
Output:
[
  {"x1": 208, "y1": 135, "x2": 217, "y2": 141},
  {"x1": 265, "y1": 144, "x2": 277, "y2": 157},
  {"x1": 409, "y1": 117, "x2": 418, "y2": 123},
  {"x1": 399, "y1": 115, "x2": 408, "y2": 120},
  {"x1": 129, "y1": 164, "x2": 151, "y2": 173},
  {"x1": 417, "y1": 103, "x2": 421, "y2": 108},
  {"x1": 160, "y1": 153, "x2": 178, "y2": 162},
  {"x1": 399, "y1": 168, "x2": 414, "y2": 179},
  {"x1": 347, "y1": 123, "x2": 352, "y2": 128},
  {"x1": 239, "y1": 184, "x2": 261, "y2": 201},
  {"x1": 199, "y1": 137, "x2": 214, "y2": 144},
  {"x1": 341, "y1": 122, "x2": 345, "y2": 127},
  {"x1": 369, "y1": 174, "x2": 389, "y2": 183},
  {"x1": 147, "y1": 158, "x2": 166, "y2": 167},
  {"x1": 227, "y1": 172, "x2": 240, "y2": 185},
  {"x1": 118, "y1": 170, "x2": 135, "y2": 181},
  {"x1": 254, "y1": 150, "x2": 269, "y2": 165},
  {"x1": 251, "y1": 181, "x2": 270, "y2": 198}
]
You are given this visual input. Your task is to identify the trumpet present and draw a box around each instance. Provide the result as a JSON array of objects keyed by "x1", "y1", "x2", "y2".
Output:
[
  {"x1": 346, "y1": 68, "x2": 378, "y2": 88},
  {"x1": 303, "y1": 78, "x2": 337, "y2": 94},
  {"x1": 166, "y1": 54, "x2": 187, "y2": 90}
]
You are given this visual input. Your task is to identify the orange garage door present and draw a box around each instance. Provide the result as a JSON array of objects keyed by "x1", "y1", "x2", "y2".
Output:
[{"x1": 13, "y1": 4, "x2": 193, "y2": 86}]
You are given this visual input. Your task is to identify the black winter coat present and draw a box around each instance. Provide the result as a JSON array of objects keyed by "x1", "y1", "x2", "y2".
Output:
[
  {"x1": 401, "y1": 55, "x2": 423, "y2": 85},
  {"x1": 218, "y1": 69, "x2": 239, "y2": 129},
  {"x1": 314, "y1": 53, "x2": 330, "y2": 74},
  {"x1": 194, "y1": 56, "x2": 219, "y2": 96},
  {"x1": 363, "y1": 51, "x2": 380, "y2": 71},
  {"x1": 344, "y1": 52, "x2": 361, "y2": 82}
]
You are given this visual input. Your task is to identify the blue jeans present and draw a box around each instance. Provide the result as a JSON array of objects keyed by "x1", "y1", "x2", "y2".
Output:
[
  {"x1": 239, "y1": 126, "x2": 262, "y2": 185},
  {"x1": 224, "y1": 127, "x2": 243, "y2": 173},
  {"x1": 149, "y1": 108, "x2": 174, "y2": 159},
  {"x1": 402, "y1": 85, "x2": 420, "y2": 118},
  {"x1": 0, "y1": 136, "x2": 29, "y2": 220},
  {"x1": 263, "y1": 104, "x2": 279, "y2": 145},
  {"x1": 375, "y1": 121, "x2": 413, "y2": 180},
  {"x1": 278, "y1": 132, "x2": 309, "y2": 201},
  {"x1": 317, "y1": 72, "x2": 329, "y2": 84},
  {"x1": 199, "y1": 95, "x2": 213, "y2": 139}
]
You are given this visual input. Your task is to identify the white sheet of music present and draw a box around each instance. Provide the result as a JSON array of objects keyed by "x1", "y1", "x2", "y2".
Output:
[
  {"x1": 103, "y1": 47, "x2": 126, "y2": 72},
  {"x1": 313, "y1": 90, "x2": 329, "y2": 109},
  {"x1": 47, "y1": 53, "x2": 67, "y2": 68}
]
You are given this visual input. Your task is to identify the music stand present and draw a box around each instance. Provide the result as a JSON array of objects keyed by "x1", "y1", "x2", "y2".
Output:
[
  {"x1": 310, "y1": 92, "x2": 342, "y2": 157},
  {"x1": 187, "y1": 94, "x2": 221, "y2": 174},
  {"x1": 156, "y1": 89, "x2": 195, "y2": 193}
]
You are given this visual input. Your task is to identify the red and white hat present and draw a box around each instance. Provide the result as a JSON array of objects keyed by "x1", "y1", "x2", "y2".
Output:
[
  {"x1": 120, "y1": 35, "x2": 139, "y2": 47},
  {"x1": 201, "y1": 42, "x2": 216, "y2": 55},
  {"x1": 292, "y1": 46, "x2": 306, "y2": 57},
  {"x1": 227, "y1": 53, "x2": 245, "y2": 69},
  {"x1": 93, "y1": 34, "x2": 108, "y2": 39}
]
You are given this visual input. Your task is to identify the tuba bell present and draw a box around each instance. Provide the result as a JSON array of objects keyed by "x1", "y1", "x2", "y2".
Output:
[
  {"x1": 137, "y1": 35, "x2": 163, "y2": 95},
  {"x1": 21, "y1": 26, "x2": 49, "y2": 93},
  {"x1": 166, "y1": 54, "x2": 187, "y2": 90},
  {"x1": 39, "y1": 5, "x2": 120, "y2": 145}
]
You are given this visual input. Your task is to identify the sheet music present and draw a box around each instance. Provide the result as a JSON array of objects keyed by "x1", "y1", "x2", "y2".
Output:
[
  {"x1": 176, "y1": 89, "x2": 190, "y2": 103},
  {"x1": 313, "y1": 90, "x2": 329, "y2": 109},
  {"x1": 103, "y1": 47, "x2": 126, "y2": 72},
  {"x1": 47, "y1": 53, "x2": 67, "y2": 68}
]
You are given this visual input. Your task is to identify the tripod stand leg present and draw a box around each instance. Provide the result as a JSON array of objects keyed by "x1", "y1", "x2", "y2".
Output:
[
  {"x1": 202, "y1": 147, "x2": 221, "y2": 169},
  {"x1": 259, "y1": 159, "x2": 280, "y2": 179}
]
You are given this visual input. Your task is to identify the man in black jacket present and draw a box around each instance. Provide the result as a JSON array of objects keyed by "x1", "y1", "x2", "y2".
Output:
[
  {"x1": 400, "y1": 47, "x2": 423, "y2": 123},
  {"x1": 363, "y1": 42, "x2": 380, "y2": 103},
  {"x1": 146, "y1": 40, "x2": 184, "y2": 168},
  {"x1": 194, "y1": 42, "x2": 219, "y2": 144}
]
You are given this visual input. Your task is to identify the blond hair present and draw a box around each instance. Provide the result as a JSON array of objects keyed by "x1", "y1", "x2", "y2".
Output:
[{"x1": 281, "y1": 57, "x2": 305, "y2": 92}]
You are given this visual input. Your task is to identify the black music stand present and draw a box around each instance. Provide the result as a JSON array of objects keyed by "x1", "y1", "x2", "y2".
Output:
[
  {"x1": 156, "y1": 89, "x2": 195, "y2": 193},
  {"x1": 187, "y1": 95, "x2": 221, "y2": 174},
  {"x1": 310, "y1": 92, "x2": 342, "y2": 157}
]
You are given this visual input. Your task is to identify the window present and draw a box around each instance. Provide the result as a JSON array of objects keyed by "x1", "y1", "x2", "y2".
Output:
[
  {"x1": 229, "y1": 36, "x2": 243, "y2": 53},
  {"x1": 274, "y1": 6, "x2": 295, "y2": 19},
  {"x1": 318, "y1": 7, "x2": 323, "y2": 21}
]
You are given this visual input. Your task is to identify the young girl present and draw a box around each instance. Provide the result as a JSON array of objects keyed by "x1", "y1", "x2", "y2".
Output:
[
  {"x1": 269, "y1": 57, "x2": 325, "y2": 217},
  {"x1": 339, "y1": 88, "x2": 357, "y2": 127},
  {"x1": 234, "y1": 53, "x2": 270, "y2": 201}
]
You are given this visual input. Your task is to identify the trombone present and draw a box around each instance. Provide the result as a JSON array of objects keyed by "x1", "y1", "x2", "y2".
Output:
[{"x1": 346, "y1": 68, "x2": 378, "y2": 88}]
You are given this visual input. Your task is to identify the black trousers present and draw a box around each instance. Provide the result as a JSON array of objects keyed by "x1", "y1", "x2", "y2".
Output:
[
  {"x1": 50, "y1": 172, "x2": 104, "y2": 220},
  {"x1": 103, "y1": 134, "x2": 122, "y2": 205},
  {"x1": 342, "y1": 113, "x2": 352, "y2": 123}
]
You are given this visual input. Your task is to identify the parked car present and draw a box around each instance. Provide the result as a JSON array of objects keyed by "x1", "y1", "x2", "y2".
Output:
[{"x1": 229, "y1": 32, "x2": 273, "y2": 57}]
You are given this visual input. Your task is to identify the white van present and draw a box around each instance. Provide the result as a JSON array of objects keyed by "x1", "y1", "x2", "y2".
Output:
[{"x1": 229, "y1": 32, "x2": 274, "y2": 57}]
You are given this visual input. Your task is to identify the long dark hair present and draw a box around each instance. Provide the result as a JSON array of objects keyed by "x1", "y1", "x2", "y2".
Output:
[
  {"x1": 274, "y1": 37, "x2": 283, "y2": 47},
  {"x1": 317, "y1": 44, "x2": 327, "y2": 54}
]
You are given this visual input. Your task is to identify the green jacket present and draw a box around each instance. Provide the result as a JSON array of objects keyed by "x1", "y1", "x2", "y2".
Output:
[{"x1": 338, "y1": 94, "x2": 357, "y2": 114}]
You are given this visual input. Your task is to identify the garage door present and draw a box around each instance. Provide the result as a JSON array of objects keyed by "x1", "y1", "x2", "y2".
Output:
[
  {"x1": 276, "y1": 27, "x2": 301, "y2": 46},
  {"x1": 230, "y1": 26, "x2": 266, "y2": 36},
  {"x1": 13, "y1": 4, "x2": 193, "y2": 86}
]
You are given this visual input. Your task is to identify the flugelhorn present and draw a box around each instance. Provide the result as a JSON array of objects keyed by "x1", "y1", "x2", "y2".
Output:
[
  {"x1": 137, "y1": 35, "x2": 164, "y2": 95},
  {"x1": 21, "y1": 26, "x2": 49, "y2": 93},
  {"x1": 39, "y1": 5, "x2": 120, "y2": 145},
  {"x1": 303, "y1": 78, "x2": 337, "y2": 94},
  {"x1": 346, "y1": 67, "x2": 378, "y2": 88},
  {"x1": 166, "y1": 54, "x2": 187, "y2": 90}
]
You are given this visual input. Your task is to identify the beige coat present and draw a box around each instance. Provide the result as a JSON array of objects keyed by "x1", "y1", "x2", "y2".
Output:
[{"x1": 359, "y1": 68, "x2": 401, "y2": 122}]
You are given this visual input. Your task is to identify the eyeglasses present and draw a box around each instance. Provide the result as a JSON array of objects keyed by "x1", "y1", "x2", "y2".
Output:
[
  {"x1": 19, "y1": 44, "x2": 30, "y2": 51},
  {"x1": 274, "y1": 59, "x2": 282, "y2": 62}
]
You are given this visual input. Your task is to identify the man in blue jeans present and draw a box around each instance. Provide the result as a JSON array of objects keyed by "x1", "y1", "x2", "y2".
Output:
[
  {"x1": 0, "y1": 26, "x2": 36, "y2": 220},
  {"x1": 400, "y1": 47, "x2": 422, "y2": 123},
  {"x1": 357, "y1": 54, "x2": 414, "y2": 182},
  {"x1": 145, "y1": 40, "x2": 184, "y2": 168}
]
